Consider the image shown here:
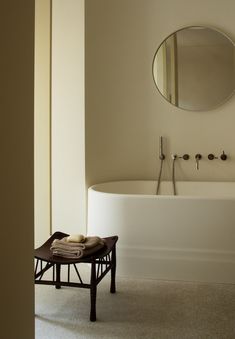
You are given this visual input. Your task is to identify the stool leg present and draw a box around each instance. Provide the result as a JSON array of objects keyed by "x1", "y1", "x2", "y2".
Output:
[
  {"x1": 55, "y1": 263, "x2": 61, "y2": 289},
  {"x1": 110, "y1": 245, "x2": 116, "y2": 293},
  {"x1": 90, "y1": 261, "x2": 97, "y2": 321}
]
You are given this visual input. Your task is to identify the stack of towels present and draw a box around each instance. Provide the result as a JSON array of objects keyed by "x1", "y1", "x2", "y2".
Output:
[{"x1": 50, "y1": 234, "x2": 105, "y2": 259}]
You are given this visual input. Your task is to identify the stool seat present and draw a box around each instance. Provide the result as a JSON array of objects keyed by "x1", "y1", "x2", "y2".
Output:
[
  {"x1": 35, "y1": 232, "x2": 118, "y2": 321},
  {"x1": 35, "y1": 231, "x2": 118, "y2": 264}
]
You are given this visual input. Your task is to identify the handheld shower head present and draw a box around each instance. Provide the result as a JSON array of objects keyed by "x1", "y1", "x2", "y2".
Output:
[{"x1": 159, "y1": 136, "x2": 165, "y2": 160}]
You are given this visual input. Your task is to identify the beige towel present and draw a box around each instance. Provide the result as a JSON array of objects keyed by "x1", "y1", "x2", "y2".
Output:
[
  {"x1": 50, "y1": 236, "x2": 105, "y2": 259},
  {"x1": 51, "y1": 241, "x2": 104, "y2": 259},
  {"x1": 51, "y1": 236, "x2": 103, "y2": 250}
]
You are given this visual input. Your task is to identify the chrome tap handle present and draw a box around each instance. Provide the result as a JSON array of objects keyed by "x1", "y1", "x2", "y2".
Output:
[
  {"x1": 220, "y1": 151, "x2": 227, "y2": 161},
  {"x1": 179, "y1": 154, "x2": 190, "y2": 160},
  {"x1": 208, "y1": 154, "x2": 218, "y2": 160}
]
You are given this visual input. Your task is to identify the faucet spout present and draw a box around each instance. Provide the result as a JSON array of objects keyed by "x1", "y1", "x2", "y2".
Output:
[{"x1": 195, "y1": 154, "x2": 202, "y2": 170}]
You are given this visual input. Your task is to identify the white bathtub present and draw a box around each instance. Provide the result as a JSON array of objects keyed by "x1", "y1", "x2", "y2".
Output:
[{"x1": 87, "y1": 180, "x2": 235, "y2": 283}]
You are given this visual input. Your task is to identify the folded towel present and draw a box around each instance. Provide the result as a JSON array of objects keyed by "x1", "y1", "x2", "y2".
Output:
[
  {"x1": 66, "y1": 234, "x2": 85, "y2": 243},
  {"x1": 51, "y1": 241, "x2": 105, "y2": 259},
  {"x1": 82, "y1": 236, "x2": 104, "y2": 249},
  {"x1": 50, "y1": 235, "x2": 105, "y2": 259},
  {"x1": 51, "y1": 236, "x2": 103, "y2": 250}
]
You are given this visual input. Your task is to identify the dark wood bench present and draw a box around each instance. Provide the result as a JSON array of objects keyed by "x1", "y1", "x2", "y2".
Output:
[{"x1": 34, "y1": 231, "x2": 118, "y2": 321}]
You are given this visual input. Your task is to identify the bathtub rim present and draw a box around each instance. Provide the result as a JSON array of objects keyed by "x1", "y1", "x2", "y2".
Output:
[{"x1": 88, "y1": 179, "x2": 235, "y2": 201}]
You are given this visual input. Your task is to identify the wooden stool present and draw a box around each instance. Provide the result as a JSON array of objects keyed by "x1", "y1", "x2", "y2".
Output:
[{"x1": 35, "y1": 232, "x2": 118, "y2": 321}]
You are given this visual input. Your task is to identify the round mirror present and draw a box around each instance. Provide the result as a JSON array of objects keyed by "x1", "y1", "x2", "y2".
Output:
[{"x1": 152, "y1": 26, "x2": 235, "y2": 111}]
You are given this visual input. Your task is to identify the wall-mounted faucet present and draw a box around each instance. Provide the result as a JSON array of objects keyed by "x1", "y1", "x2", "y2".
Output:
[
  {"x1": 179, "y1": 154, "x2": 190, "y2": 160},
  {"x1": 208, "y1": 154, "x2": 218, "y2": 160},
  {"x1": 208, "y1": 151, "x2": 227, "y2": 161},
  {"x1": 195, "y1": 154, "x2": 202, "y2": 170},
  {"x1": 220, "y1": 151, "x2": 227, "y2": 161}
]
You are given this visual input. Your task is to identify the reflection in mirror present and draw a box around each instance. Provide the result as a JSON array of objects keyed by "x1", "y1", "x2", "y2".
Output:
[{"x1": 152, "y1": 26, "x2": 235, "y2": 111}]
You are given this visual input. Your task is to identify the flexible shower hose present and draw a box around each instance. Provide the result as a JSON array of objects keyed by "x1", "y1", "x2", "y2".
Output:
[
  {"x1": 172, "y1": 156, "x2": 177, "y2": 196},
  {"x1": 156, "y1": 158, "x2": 164, "y2": 195}
]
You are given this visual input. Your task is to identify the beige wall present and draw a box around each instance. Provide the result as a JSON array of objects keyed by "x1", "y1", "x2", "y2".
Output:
[
  {"x1": 34, "y1": 0, "x2": 51, "y2": 247},
  {"x1": 85, "y1": 0, "x2": 235, "y2": 187},
  {"x1": 0, "y1": 1, "x2": 34, "y2": 338},
  {"x1": 177, "y1": 43, "x2": 234, "y2": 111},
  {"x1": 51, "y1": 0, "x2": 86, "y2": 235}
]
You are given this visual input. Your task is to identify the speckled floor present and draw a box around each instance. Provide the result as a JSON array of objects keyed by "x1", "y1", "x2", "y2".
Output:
[{"x1": 35, "y1": 268, "x2": 235, "y2": 339}]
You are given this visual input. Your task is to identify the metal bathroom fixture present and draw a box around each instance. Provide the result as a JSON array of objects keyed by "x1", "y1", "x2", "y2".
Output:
[
  {"x1": 208, "y1": 151, "x2": 227, "y2": 161},
  {"x1": 195, "y1": 154, "x2": 202, "y2": 170}
]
